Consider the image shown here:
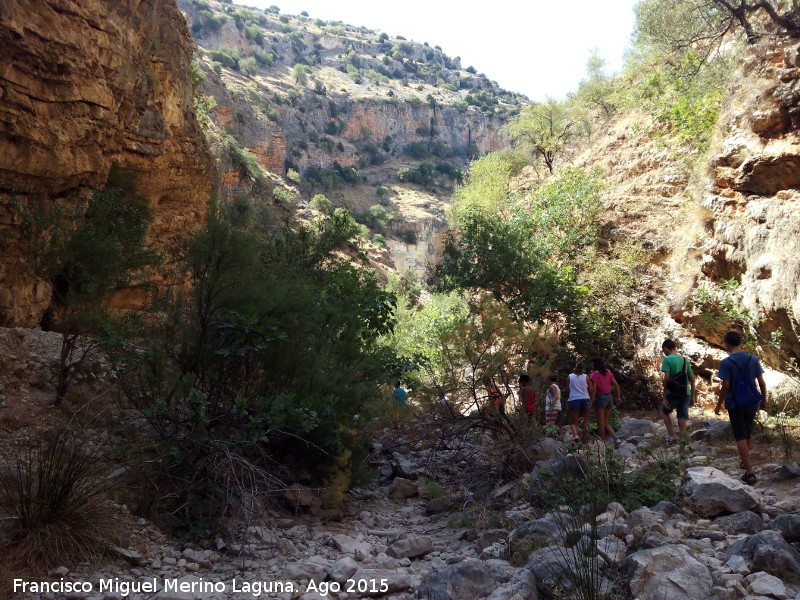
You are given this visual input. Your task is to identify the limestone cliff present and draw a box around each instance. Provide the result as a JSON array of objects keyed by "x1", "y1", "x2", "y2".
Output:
[
  {"x1": 179, "y1": 0, "x2": 522, "y2": 280},
  {"x1": 0, "y1": 0, "x2": 213, "y2": 327}
]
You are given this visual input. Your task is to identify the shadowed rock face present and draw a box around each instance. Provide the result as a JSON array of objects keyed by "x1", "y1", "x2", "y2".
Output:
[{"x1": 0, "y1": 0, "x2": 213, "y2": 326}]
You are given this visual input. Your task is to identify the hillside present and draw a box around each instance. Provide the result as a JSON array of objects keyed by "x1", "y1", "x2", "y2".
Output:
[
  {"x1": 3, "y1": 2, "x2": 800, "y2": 600},
  {"x1": 179, "y1": 0, "x2": 527, "y2": 276}
]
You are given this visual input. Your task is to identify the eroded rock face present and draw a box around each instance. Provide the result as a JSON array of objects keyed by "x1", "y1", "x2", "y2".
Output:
[
  {"x1": 703, "y1": 42, "x2": 800, "y2": 360},
  {"x1": 0, "y1": 0, "x2": 213, "y2": 326}
]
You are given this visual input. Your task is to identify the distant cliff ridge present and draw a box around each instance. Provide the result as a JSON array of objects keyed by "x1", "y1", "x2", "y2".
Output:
[{"x1": 0, "y1": 0, "x2": 213, "y2": 327}]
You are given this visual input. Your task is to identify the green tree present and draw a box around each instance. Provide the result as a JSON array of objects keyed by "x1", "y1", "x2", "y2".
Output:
[
  {"x1": 109, "y1": 204, "x2": 397, "y2": 535},
  {"x1": 448, "y1": 149, "x2": 527, "y2": 225},
  {"x1": 504, "y1": 98, "x2": 587, "y2": 173},
  {"x1": 18, "y1": 167, "x2": 159, "y2": 403},
  {"x1": 239, "y1": 56, "x2": 258, "y2": 76},
  {"x1": 292, "y1": 63, "x2": 311, "y2": 85}
]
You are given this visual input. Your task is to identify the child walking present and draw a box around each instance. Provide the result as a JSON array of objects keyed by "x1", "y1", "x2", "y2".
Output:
[{"x1": 545, "y1": 376, "x2": 561, "y2": 426}]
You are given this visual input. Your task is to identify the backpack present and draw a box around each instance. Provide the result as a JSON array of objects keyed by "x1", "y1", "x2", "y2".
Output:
[
  {"x1": 666, "y1": 357, "x2": 688, "y2": 395},
  {"x1": 729, "y1": 355, "x2": 762, "y2": 409}
]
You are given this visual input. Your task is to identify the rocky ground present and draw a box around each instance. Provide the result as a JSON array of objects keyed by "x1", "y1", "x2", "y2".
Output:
[{"x1": 2, "y1": 327, "x2": 800, "y2": 600}]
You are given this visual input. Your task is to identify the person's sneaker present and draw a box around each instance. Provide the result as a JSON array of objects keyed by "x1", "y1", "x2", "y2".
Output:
[
  {"x1": 665, "y1": 437, "x2": 677, "y2": 447},
  {"x1": 741, "y1": 472, "x2": 757, "y2": 486},
  {"x1": 573, "y1": 435, "x2": 581, "y2": 443},
  {"x1": 614, "y1": 438, "x2": 623, "y2": 448}
]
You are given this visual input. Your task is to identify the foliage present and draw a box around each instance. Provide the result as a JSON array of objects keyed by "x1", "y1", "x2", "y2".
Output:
[
  {"x1": 448, "y1": 149, "x2": 528, "y2": 225},
  {"x1": 292, "y1": 63, "x2": 311, "y2": 85},
  {"x1": 108, "y1": 204, "x2": 397, "y2": 536},
  {"x1": 397, "y1": 163, "x2": 437, "y2": 187},
  {"x1": 302, "y1": 162, "x2": 361, "y2": 193},
  {"x1": 228, "y1": 136, "x2": 269, "y2": 188},
  {"x1": 210, "y1": 46, "x2": 241, "y2": 70},
  {"x1": 504, "y1": 98, "x2": 588, "y2": 173},
  {"x1": 239, "y1": 56, "x2": 258, "y2": 76},
  {"x1": 310, "y1": 193, "x2": 333, "y2": 216},
  {"x1": 0, "y1": 436, "x2": 119, "y2": 568},
  {"x1": 16, "y1": 167, "x2": 158, "y2": 402},
  {"x1": 635, "y1": 0, "x2": 800, "y2": 52},
  {"x1": 538, "y1": 446, "x2": 686, "y2": 512}
]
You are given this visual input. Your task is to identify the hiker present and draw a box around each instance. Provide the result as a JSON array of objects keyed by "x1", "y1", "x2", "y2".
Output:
[
  {"x1": 484, "y1": 376, "x2": 506, "y2": 439},
  {"x1": 519, "y1": 374, "x2": 537, "y2": 422},
  {"x1": 545, "y1": 375, "x2": 562, "y2": 427},
  {"x1": 714, "y1": 330, "x2": 768, "y2": 486},
  {"x1": 567, "y1": 362, "x2": 592, "y2": 442},
  {"x1": 660, "y1": 339, "x2": 697, "y2": 447},
  {"x1": 392, "y1": 381, "x2": 408, "y2": 408},
  {"x1": 590, "y1": 357, "x2": 622, "y2": 447}
]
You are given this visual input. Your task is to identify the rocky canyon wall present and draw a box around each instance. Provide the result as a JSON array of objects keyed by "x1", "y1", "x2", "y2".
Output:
[{"x1": 0, "y1": 0, "x2": 213, "y2": 327}]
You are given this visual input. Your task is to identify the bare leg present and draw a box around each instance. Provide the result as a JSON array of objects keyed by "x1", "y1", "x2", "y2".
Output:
[
  {"x1": 661, "y1": 407, "x2": 675, "y2": 439},
  {"x1": 595, "y1": 408, "x2": 605, "y2": 441},
  {"x1": 580, "y1": 409, "x2": 589, "y2": 440},
  {"x1": 677, "y1": 418, "x2": 688, "y2": 446},
  {"x1": 570, "y1": 410, "x2": 580, "y2": 439},
  {"x1": 737, "y1": 439, "x2": 753, "y2": 474},
  {"x1": 604, "y1": 408, "x2": 617, "y2": 440}
]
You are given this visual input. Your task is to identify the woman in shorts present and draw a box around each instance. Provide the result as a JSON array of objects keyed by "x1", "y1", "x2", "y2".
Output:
[
  {"x1": 567, "y1": 362, "x2": 592, "y2": 442},
  {"x1": 590, "y1": 357, "x2": 622, "y2": 447}
]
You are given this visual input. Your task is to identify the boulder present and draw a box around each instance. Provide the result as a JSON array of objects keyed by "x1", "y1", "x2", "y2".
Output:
[
  {"x1": 725, "y1": 530, "x2": 800, "y2": 584},
  {"x1": 349, "y1": 568, "x2": 412, "y2": 597},
  {"x1": 283, "y1": 484, "x2": 320, "y2": 511},
  {"x1": 386, "y1": 535, "x2": 434, "y2": 559},
  {"x1": 525, "y1": 544, "x2": 612, "y2": 599},
  {"x1": 388, "y1": 477, "x2": 418, "y2": 499},
  {"x1": 703, "y1": 419, "x2": 731, "y2": 440},
  {"x1": 714, "y1": 511, "x2": 764, "y2": 534},
  {"x1": 474, "y1": 529, "x2": 509, "y2": 553},
  {"x1": 777, "y1": 462, "x2": 800, "y2": 479},
  {"x1": 616, "y1": 418, "x2": 654, "y2": 439},
  {"x1": 417, "y1": 558, "x2": 538, "y2": 600},
  {"x1": 627, "y1": 544, "x2": 713, "y2": 600},
  {"x1": 328, "y1": 557, "x2": 358, "y2": 583},
  {"x1": 391, "y1": 451, "x2": 425, "y2": 479},
  {"x1": 529, "y1": 438, "x2": 567, "y2": 462},
  {"x1": 282, "y1": 560, "x2": 328, "y2": 582},
  {"x1": 650, "y1": 501, "x2": 683, "y2": 517},
  {"x1": 332, "y1": 534, "x2": 372, "y2": 561},
  {"x1": 596, "y1": 536, "x2": 627, "y2": 568},
  {"x1": 509, "y1": 511, "x2": 579, "y2": 555},
  {"x1": 682, "y1": 466, "x2": 761, "y2": 516},
  {"x1": 425, "y1": 496, "x2": 453, "y2": 514},
  {"x1": 770, "y1": 513, "x2": 800, "y2": 543},
  {"x1": 745, "y1": 572, "x2": 788, "y2": 599}
]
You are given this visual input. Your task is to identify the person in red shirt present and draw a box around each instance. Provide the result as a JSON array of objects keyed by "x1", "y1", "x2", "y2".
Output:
[{"x1": 519, "y1": 374, "x2": 536, "y2": 422}]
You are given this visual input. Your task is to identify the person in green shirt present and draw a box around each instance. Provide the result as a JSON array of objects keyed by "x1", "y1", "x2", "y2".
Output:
[{"x1": 660, "y1": 339, "x2": 696, "y2": 447}]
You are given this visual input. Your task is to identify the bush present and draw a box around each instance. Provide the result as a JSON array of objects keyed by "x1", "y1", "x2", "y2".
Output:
[
  {"x1": 310, "y1": 193, "x2": 332, "y2": 215},
  {"x1": 0, "y1": 436, "x2": 119, "y2": 568},
  {"x1": 371, "y1": 233, "x2": 386, "y2": 246},
  {"x1": 107, "y1": 205, "x2": 397, "y2": 536},
  {"x1": 228, "y1": 137, "x2": 269, "y2": 188},
  {"x1": 239, "y1": 56, "x2": 258, "y2": 76},
  {"x1": 210, "y1": 46, "x2": 241, "y2": 70}
]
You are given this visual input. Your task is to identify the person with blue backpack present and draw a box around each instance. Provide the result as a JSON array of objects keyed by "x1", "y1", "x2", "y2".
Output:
[{"x1": 714, "y1": 331, "x2": 768, "y2": 485}]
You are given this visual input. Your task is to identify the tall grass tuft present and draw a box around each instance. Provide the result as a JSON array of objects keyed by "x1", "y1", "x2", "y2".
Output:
[{"x1": 0, "y1": 436, "x2": 119, "y2": 568}]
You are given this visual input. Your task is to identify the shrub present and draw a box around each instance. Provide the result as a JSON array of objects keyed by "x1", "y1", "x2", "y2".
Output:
[
  {"x1": 239, "y1": 56, "x2": 258, "y2": 76},
  {"x1": 273, "y1": 186, "x2": 296, "y2": 207},
  {"x1": 228, "y1": 137, "x2": 269, "y2": 188},
  {"x1": 107, "y1": 205, "x2": 397, "y2": 536},
  {"x1": 0, "y1": 436, "x2": 119, "y2": 568},
  {"x1": 210, "y1": 46, "x2": 241, "y2": 70},
  {"x1": 310, "y1": 193, "x2": 332, "y2": 215},
  {"x1": 371, "y1": 233, "x2": 386, "y2": 246}
]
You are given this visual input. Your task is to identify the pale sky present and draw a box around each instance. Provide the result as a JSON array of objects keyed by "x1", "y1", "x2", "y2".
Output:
[{"x1": 233, "y1": 0, "x2": 640, "y2": 102}]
